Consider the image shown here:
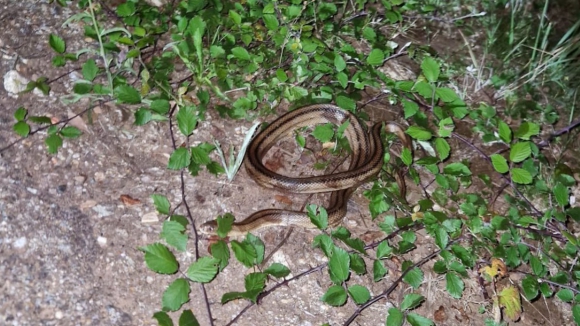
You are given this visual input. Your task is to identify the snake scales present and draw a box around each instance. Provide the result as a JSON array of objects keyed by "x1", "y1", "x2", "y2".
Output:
[{"x1": 200, "y1": 104, "x2": 411, "y2": 236}]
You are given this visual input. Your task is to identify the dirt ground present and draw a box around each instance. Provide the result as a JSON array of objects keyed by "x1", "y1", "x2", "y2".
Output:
[{"x1": 0, "y1": 1, "x2": 575, "y2": 326}]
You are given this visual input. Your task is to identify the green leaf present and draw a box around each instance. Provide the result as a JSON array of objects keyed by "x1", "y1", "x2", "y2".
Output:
[
  {"x1": 210, "y1": 240, "x2": 229, "y2": 271},
  {"x1": 403, "y1": 267, "x2": 423, "y2": 289},
  {"x1": 366, "y1": 48, "x2": 384, "y2": 66},
  {"x1": 373, "y1": 260, "x2": 387, "y2": 282},
  {"x1": 140, "y1": 243, "x2": 178, "y2": 274},
  {"x1": 191, "y1": 146, "x2": 211, "y2": 165},
  {"x1": 229, "y1": 10, "x2": 241, "y2": 24},
  {"x1": 263, "y1": 14, "x2": 279, "y2": 30},
  {"x1": 114, "y1": 85, "x2": 141, "y2": 104},
  {"x1": 335, "y1": 94, "x2": 356, "y2": 111},
  {"x1": 435, "y1": 87, "x2": 459, "y2": 102},
  {"x1": 60, "y1": 126, "x2": 82, "y2": 139},
  {"x1": 446, "y1": 272, "x2": 464, "y2": 298},
  {"x1": 152, "y1": 311, "x2": 173, "y2": 326},
  {"x1": 329, "y1": 246, "x2": 350, "y2": 284},
  {"x1": 400, "y1": 293, "x2": 424, "y2": 310},
  {"x1": 556, "y1": 289, "x2": 574, "y2": 302},
  {"x1": 509, "y1": 142, "x2": 531, "y2": 163},
  {"x1": 178, "y1": 310, "x2": 199, "y2": 326},
  {"x1": 349, "y1": 253, "x2": 366, "y2": 275},
  {"x1": 176, "y1": 106, "x2": 197, "y2": 136},
  {"x1": 14, "y1": 107, "x2": 27, "y2": 121},
  {"x1": 210, "y1": 45, "x2": 225, "y2": 58},
  {"x1": 231, "y1": 47, "x2": 251, "y2": 61},
  {"x1": 490, "y1": 154, "x2": 509, "y2": 173},
  {"x1": 573, "y1": 304, "x2": 580, "y2": 325},
  {"x1": 307, "y1": 205, "x2": 328, "y2": 230},
  {"x1": 498, "y1": 121, "x2": 512, "y2": 143},
  {"x1": 82, "y1": 59, "x2": 98, "y2": 81},
  {"x1": 13, "y1": 121, "x2": 30, "y2": 137},
  {"x1": 362, "y1": 26, "x2": 377, "y2": 42},
  {"x1": 553, "y1": 183, "x2": 569, "y2": 207},
  {"x1": 246, "y1": 233, "x2": 265, "y2": 265},
  {"x1": 321, "y1": 285, "x2": 347, "y2": 306},
  {"x1": 521, "y1": 275, "x2": 539, "y2": 300},
  {"x1": 49, "y1": 34, "x2": 65, "y2": 53},
  {"x1": 434, "y1": 227, "x2": 448, "y2": 249},
  {"x1": 186, "y1": 256, "x2": 219, "y2": 283},
  {"x1": 29, "y1": 116, "x2": 51, "y2": 124},
  {"x1": 134, "y1": 108, "x2": 152, "y2": 126},
  {"x1": 403, "y1": 99, "x2": 419, "y2": 119},
  {"x1": 162, "y1": 278, "x2": 190, "y2": 311},
  {"x1": 168, "y1": 148, "x2": 191, "y2": 170},
  {"x1": 231, "y1": 240, "x2": 257, "y2": 267},
  {"x1": 312, "y1": 123, "x2": 334, "y2": 143},
  {"x1": 421, "y1": 57, "x2": 440, "y2": 82},
  {"x1": 406, "y1": 313, "x2": 434, "y2": 326},
  {"x1": 45, "y1": 134, "x2": 63, "y2": 154},
  {"x1": 151, "y1": 194, "x2": 170, "y2": 215},
  {"x1": 348, "y1": 285, "x2": 370, "y2": 304},
  {"x1": 386, "y1": 308, "x2": 404, "y2": 326},
  {"x1": 336, "y1": 71, "x2": 348, "y2": 89},
  {"x1": 434, "y1": 138, "x2": 450, "y2": 161},
  {"x1": 406, "y1": 126, "x2": 432, "y2": 141},
  {"x1": 376, "y1": 240, "x2": 393, "y2": 259},
  {"x1": 215, "y1": 214, "x2": 235, "y2": 238},
  {"x1": 318, "y1": 2, "x2": 337, "y2": 20},
  {"x1": 161, "y1": 221, "x2": 187, "y2": 252},
  {"x1": 511, "y1": 168, "x2": 532, "y2": 184},
  {"x1": 264, "y1": 263, "x2": 291, "y2": 278},
  {"x1": 116, "y1": 1, "x2": 135, "y2": 16},
  {"x1": 515, "y1": 122, "x2": 540, "y2": 140},
  {"x1": 73, "y1": 82, "x2": 92, "y2": 95},
  {"x1": 443, "y1": 162, "x2": 472, "y2": 176},
  {"x1": 245, "y1": 272, "x2": 267, "y2": 294},
  {"x1": 334, "y1": 54, "x2": 346, "y2": 72}
]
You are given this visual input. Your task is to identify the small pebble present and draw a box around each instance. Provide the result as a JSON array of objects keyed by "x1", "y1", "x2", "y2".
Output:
[
  {"x1": 13, "y1": 237, "x2": 27, "y2": 249},
  {"x1": 55, "y1": 311, "x2": 63, "y2": 319},
  {"x1": 97, "y1": 236, "x2": 107, "y2": 247},
  {"x1": 141, "y1": 212, "x2": 159, "y2": 224}
]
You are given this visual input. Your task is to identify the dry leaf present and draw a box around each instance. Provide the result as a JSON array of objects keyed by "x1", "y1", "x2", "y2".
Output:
[
  {"x1": 479, "y1": 258, "x2": 507, "y2": 280},
  {"x1": 120, "y1": 194, "x2": 141, "y2": 206},
  {"x1": 67, "y1": 110, "x2": 89, "y2": 132},
  {"x1": 433, "y1": 306, "x2": 446, "y2": 322},
  {"x1": 498, "y1": 285, "x2": 522, "y2": 321},
  {"x1": 274, "y1": 195, "x2": 293, "y2": 205}
]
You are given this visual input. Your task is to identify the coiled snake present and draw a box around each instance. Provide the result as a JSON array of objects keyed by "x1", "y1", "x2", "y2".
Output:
[{"x1": 200, "y1": 104, "x2": 411, "y2": 236}]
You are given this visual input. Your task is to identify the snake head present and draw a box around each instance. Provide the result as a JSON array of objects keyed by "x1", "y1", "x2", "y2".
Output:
[{"x1": 199, "y1": 220, "x2": 218, "y2": 236}]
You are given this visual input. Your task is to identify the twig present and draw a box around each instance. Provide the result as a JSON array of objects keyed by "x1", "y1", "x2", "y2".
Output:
[
  {"x1": 225, "y1": 224, "x2": 421, "y2": 325},
  {"x1": 0, "y1": 100, "x2": 108, "y2": 153},
  {"x1": 343, "y1": 238, "x2": 461, "y2": 325},
  {"x1": 451, "y1": 132, "x2": 544, "y2": 218},
  {"x1": 537, "y1": 118, "x2": 580, "y2": 148}
]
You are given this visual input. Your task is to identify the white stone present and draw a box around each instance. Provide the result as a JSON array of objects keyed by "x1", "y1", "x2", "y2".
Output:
[
  {"x1": 13, "y1": 237, "x2": 27, "y2": 248},
  {"x1": 141, "y1": 212, "x2": 159, "y2": 224},
  {"x1": 97, "y1": 236, "x2": 107, "y2": 247},
  {"x1": 3, "y1": 70, "x2": 29, "y2": 94}
]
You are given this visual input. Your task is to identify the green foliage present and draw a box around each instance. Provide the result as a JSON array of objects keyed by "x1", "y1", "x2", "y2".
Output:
[{"x1": 7, "y1": 0, "x2": 578, "y2": 325}]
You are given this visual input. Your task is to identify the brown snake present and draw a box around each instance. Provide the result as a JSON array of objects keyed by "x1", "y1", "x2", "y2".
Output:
[{"x1": 199, "y1": 104, "x2": 411, "y2": 236}]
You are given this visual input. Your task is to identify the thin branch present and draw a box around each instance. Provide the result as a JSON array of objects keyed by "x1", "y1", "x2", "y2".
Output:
[
  {"x1": 225, "y1": 224, "x2": 422, "y2": 325},
  {"x1": 344, "y1": 238, "x2": 460, "y2": 325},
  {"x1": 0, "y1": 100, "x2": 108, "y2": 153},
  {"x1": 537, "y1": 118, "x2": 580, "y2": 148},
  {"x1": 451, "y1": 132, "x2": 544, "y2": 218}
]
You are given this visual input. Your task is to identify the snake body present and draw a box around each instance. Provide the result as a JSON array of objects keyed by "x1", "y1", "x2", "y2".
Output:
[{"x1": 200, "y1": 104, "x2": 410, "y2": 236}]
